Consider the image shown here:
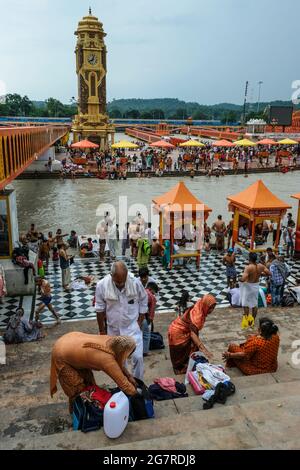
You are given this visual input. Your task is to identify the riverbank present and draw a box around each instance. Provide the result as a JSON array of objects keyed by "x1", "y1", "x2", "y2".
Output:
[{"x1": 16, "y1": 165, "x2": 300, "y2": 180}]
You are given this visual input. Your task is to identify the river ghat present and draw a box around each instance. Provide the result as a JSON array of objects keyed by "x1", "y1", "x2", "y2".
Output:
[{"x1": 14, "y1": 172, "x2": 300, "y2": 235}]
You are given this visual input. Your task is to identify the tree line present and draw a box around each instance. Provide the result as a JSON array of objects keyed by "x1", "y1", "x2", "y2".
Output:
[{"x1": 0, "y1": 93, "x2": 296, "y2": 124}]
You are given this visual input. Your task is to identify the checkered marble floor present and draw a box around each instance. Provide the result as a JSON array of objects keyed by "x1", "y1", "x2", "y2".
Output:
[{"x1": 1, "y1": 252, "x2": 299, "y2": 327}]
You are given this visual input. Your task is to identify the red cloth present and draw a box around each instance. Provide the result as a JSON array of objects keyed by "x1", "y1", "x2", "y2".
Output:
[
  {"x1": 81, "y1": 385, "x2": 112, "y2": 409},
  {"x1": 146, "y1": 289, "x2": 157, "y2": 321},
  {"x1": 154, "y1": 378, "x2": 177, "y2": 393}
]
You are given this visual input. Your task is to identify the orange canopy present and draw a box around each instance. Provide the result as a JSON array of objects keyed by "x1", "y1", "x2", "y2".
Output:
[
  {"x1": 292, "y1": 193, "x2": 300, "y2": 201},
  {"x1": 213, "y1": 139, "x2": 235, "y2": 147},
  {"x1": 227, "y1": 180, "x2": 291, "y2": 211},
  {"x1": 71, "y1": 140, "x2": 99, "y2": 149},
  {"x1": 256, "y1": 139, "x2": 278, "y2": 145},
  {"x1": 150, "y1": 140, "x2": 175, "y2": 148},
  {"x1": 153, "y1": 182, "x2": 212, "y2": 213}
]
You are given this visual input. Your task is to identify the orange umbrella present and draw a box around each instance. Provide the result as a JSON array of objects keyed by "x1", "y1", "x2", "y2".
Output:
[
  {"x1": 212, "y1": 139, "x2": 235, "y2": 147},
  {"x1": 71, "y1": 140, "x2": 99, "y2": 149},
  {"x1": 150, "y1": 140, "x2": 175, "y2": 149},
  {"x1": 256, "y1": 138, "x2": 278, "y2": 145}
]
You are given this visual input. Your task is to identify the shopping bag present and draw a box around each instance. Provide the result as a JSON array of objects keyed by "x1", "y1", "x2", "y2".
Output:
[{"x1": 184, "y1": 351, "x2": 208, "y2": 385}]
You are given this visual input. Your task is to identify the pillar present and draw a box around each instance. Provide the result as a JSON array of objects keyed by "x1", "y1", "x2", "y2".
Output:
[
  {"x1": 295, "y1": 203, "x2": 300, "y2": 258},
  {"x1": 0, "y1": 189, "x2": 19, "y2": 259}
]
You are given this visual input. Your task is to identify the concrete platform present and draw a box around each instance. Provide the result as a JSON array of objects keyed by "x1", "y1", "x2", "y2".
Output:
[
  {"x1": 1, "y1": 254, "x2": 37, "y2": 296},
  {"x1": 0, "y1": 307, "x2": 300, "y2": 450}
]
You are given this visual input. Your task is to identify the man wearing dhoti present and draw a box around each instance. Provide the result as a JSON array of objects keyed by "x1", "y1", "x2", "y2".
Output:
[{"x1": 239, "y1": 253, "x2": 270, "y2": 320}]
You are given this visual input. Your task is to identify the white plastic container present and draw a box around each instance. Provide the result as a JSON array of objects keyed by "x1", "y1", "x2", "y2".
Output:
[{"x1": 104, "y1": 392, "x2": 130, "y2": 439}]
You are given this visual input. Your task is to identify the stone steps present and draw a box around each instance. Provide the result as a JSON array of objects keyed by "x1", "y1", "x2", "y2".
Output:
[
  {"x1": 1, "y1": 376, "x2": 300, "y2": 449},
  {"x1": 1, "y1": 308, "x2": 300, "y2": 449},
  {"x1": 2, "y1": 392, "x2": 300, "y2": 450}
]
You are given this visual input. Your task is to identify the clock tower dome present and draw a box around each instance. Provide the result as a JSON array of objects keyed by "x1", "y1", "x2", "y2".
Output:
[{"x1": 72, "y1": 9, "x2": 115, "y2": 149}]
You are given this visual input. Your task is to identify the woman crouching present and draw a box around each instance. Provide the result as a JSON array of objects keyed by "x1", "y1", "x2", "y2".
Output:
[{"x1": 50, "y1": 332, "x2": 138, "y2": 412}]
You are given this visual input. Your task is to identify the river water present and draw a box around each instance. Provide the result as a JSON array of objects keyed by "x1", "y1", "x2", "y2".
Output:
[{"x1": 13, "y1": 172, "x2": 300, "y2": 236}]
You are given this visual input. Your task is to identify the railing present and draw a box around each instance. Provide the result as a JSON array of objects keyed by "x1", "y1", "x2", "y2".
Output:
[{"x1": 0, "y1": 125, "x2": 70, "y2": 189}]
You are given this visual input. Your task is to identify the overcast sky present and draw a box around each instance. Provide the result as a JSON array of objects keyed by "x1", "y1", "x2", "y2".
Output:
[{"x1": 0, "y1": 0, "x2": 299, "y2": 105}]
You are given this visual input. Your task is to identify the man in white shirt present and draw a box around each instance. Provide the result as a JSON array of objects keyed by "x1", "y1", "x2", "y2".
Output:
[
  {"x1": 95, "y1": 262, "x2": 148, "y2": 380},
  {"x1": 144, "y1": 223, "x2": 156, "y2": 246}
]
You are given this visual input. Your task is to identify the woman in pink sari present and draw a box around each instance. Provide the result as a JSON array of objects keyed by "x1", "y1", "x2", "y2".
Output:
[{"x1": 168, "y1": 295, "x2": 216, "y2": 374}]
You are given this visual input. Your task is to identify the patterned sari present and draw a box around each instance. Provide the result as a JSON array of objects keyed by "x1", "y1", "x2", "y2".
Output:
[
  {"x1": 168, "y1": 295, "x2": 216, "y2": 374},
  {"x1": 226, "y1": 334, "x2": 280, "y2": 375}
]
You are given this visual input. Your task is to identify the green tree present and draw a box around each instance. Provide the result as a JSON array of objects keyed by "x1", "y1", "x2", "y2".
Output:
[
  {"x1": 20, "y1": 95, "x2": 33, "y2": 116},
  {"x1": 221, "y1": 110, "x2": 239, "y2": 124},
  {"x1": 0, "y1": 103, "x2": 9, "y2": 116},
  {"x1": 169, "y1": 108, "x2": 188, "y2": 120},
  {"x1": 140, "y1": 110, "x2": 154, "y2": 119},
  {"x1": 192, "y1": 109, "x2": 209, "y2": 120},
  {"x1": 151, "y1": 109, "x2": 165, "y2": 119},
  {"x1": 123, "y1": 109, "x2": 141, "y2": 119},
  {"x1": 6, "y1": 94, "x2": 23, "y2": 115},
  {"x1": 45, "y1": 98, "x2": 64, "y2": 117},
  {"x1": 109, "y1": 108, "x2": 122, "y2": 118}
]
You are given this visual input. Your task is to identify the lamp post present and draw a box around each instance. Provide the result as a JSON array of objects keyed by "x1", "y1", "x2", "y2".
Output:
[
  {"x1": 257, "y1": 81, "x2": 263, "y2": 113},
  {"x1": 242, "y1": 81, "x2": 249, "y2": 125}
]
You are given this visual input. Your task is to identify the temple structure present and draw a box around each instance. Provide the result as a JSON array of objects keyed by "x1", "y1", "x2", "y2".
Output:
[{"x1": 72, "y1": 9, "x2": 115, "y2": 149}]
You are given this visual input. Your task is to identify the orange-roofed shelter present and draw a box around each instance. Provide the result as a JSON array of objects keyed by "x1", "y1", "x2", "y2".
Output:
[
  {"x1": 153, "y1": 182, "x2": 212, "y2": 269},
  {"x1": 227, "y1": 180, "x2": 291, "y2": 252},
  {"x1": 291, "y1": 192, "x2": 300, "y2": 258}
]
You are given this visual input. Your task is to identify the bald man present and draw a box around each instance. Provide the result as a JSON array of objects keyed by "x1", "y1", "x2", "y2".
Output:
[{"x1": 95, "y1": 261, "x2": 148, "y2": 380}]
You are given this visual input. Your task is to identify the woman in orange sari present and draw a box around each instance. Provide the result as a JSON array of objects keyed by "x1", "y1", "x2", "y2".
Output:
[
  {"x1": 168, "y1": 295, "x2": 217, "y2": 374},
  {"x1": 222, "y1": 317, "x2": 280, "y2": 375}
]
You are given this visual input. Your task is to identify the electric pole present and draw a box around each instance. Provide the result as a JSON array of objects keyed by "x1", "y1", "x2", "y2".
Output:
[
  {"x1": 242, "y1": 81, "x2": 249, "y2": 125},
  {"x1": 257, "y1": 81, "x2": 263, "y2": 114}
]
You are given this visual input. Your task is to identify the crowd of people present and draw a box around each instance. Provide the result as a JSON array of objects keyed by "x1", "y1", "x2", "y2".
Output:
[
  {"x1": 52, "y1": 140, "x2": 300, "y2": 180},
  {"x1": 3, "y1": 203, "x2": 298, "y2": 415}
]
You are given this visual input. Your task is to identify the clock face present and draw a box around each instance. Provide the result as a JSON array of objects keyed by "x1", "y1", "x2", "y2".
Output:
[{"x1": 88, "y1": 54, "x2": 97, "y2": 65}]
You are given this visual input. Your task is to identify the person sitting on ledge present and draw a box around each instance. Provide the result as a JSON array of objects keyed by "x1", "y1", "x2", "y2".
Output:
[{"x1": 222, "y1": 317, "x2": 280, "y2": 375}]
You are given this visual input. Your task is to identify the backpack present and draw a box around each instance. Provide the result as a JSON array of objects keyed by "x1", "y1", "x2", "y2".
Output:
[
  {"x1": 72, "y1": 396, "x2": 104, "y2": 433},
  {"x1": 149, "y1": 332, "x2": 165, "y2": 350},
  {"x1": 128, "y1": 379, "x2": 155, "y2": 422}
]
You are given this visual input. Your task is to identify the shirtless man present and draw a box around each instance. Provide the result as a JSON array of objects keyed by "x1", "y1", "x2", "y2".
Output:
[
  {"x1": 239, "y1": 252, "x2": 270, "y2": 320},
  {"x1": 227, "y1": 214, "x2": 234, "y2": 249},
  {"x1": 35, "y1": 277, "x2": 61, "y2": 325},
  {"x1": 223, "y1": 248, "x2": 237, "y2": 287},
  {"x1": 212, "y1": 215, "x2": 226, "y2": 251}
]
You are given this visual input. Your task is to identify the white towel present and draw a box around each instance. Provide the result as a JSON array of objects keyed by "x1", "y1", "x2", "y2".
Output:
[
  {"x1": 104, "y1": 273, "x2": 138, "y2": 301},
  {"x1": 240, "y1": 282, "x2": 259, "y2": 309}
]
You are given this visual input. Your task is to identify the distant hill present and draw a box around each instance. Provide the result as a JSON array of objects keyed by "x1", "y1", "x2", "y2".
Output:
[{"x1": 107, "y1": 98, "x2": 298, "y2": 121}]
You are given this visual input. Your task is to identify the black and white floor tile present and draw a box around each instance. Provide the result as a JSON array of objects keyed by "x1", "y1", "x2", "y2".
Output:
[{"x1": 1, "y1": 252, "x2": 299, "y2": 327}]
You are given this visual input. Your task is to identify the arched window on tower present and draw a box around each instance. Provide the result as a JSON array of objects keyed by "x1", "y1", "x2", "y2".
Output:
[{"x1": 90, "y1": 73, "x2": 97, "y2": 97}]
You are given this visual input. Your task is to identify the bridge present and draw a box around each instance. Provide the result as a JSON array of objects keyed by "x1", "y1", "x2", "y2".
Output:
[{"x1": 0, "y1": 125, "x2": 70, "y2": 190}]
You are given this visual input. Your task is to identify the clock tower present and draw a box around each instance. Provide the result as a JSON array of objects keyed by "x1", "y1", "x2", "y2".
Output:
[{"x1": 72, "y1": 9, "x2": 115, "y2": 149}]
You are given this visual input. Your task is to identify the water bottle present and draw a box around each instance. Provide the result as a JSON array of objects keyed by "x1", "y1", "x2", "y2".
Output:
[{"x1": 104, "y1": 392, "x2": 129, "y2": 439}]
